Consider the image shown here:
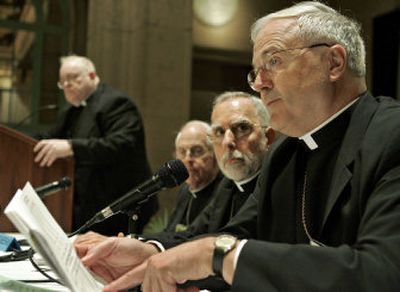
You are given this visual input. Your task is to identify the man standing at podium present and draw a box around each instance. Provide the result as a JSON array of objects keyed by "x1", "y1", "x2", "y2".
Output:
[{"x1": 33, "y1": 55, "x2": 158, "y2": 236}]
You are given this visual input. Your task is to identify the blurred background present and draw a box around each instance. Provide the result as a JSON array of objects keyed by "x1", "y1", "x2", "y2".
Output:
[{"x1": 0, "y1": 0, "x2": 399, "y2": 217}]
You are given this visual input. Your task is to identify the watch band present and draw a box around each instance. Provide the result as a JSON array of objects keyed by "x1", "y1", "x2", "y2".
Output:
[
  {"x1": 212, "y1": 235, "x2": 237, "y2": 278},
  {"x1": 212, "y1": 245, "x2": 225, "y2": 277}
]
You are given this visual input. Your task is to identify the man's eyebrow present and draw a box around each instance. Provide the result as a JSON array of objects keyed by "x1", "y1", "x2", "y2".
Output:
[
  {"x1": 231, "y1": 118, "x2": 252, "y2": 124},
  {"x1": 211, "y1": 124, "x2": 222, "y2": 129},
  {"x1": 261, "y1": 46, "x2": 282, "y2": 58},
  {"x1": 211, "y1": 119, "x2": 251, "y2": 128},
  {"x1": 252, "y1": 46, "x2": 280, "y2": 67}
]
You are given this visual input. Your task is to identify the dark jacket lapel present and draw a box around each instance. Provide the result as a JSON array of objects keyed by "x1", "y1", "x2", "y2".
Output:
[{"x1": 322, "y1": 92, "x2": 378, "y2": 228}]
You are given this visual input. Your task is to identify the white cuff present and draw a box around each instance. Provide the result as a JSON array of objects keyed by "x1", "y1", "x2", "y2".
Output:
[
  {"x1": 145, "y1": 240, "x2": 165, "y2": 252},
  {"x1": 233, "y1": 239, "x2": 247, "y2": 270}
]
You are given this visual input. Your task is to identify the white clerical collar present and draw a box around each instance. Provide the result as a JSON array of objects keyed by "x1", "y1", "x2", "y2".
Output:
[
  {"x1": 73, "y1": 99, "x2": 87, "y2": 107},
  {"x1": 299, "y1": 98, "x2": 359, "y2": 150},
  {"x1": 233, "y1": 170, "x2": 260, "y2": 192},
  {"x1": 189, "y1": 176, "x2": 218, "y2": 198}
]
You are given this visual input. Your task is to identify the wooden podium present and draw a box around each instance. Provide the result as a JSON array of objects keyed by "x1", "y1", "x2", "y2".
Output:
[{"x1": 0, "y1": 125, "x2": 74, "y2": 232}]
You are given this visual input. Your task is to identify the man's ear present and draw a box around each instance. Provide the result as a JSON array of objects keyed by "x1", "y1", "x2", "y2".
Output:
[
  {"x1": 89, "y1": 71, "x2": 97, "y2": 80},
  {"x1": 265, "y1": 127, "x2": 275, "y2": 146},
  {"x1": 328, "y1": 45, "x2": 347, "y2": 81}
]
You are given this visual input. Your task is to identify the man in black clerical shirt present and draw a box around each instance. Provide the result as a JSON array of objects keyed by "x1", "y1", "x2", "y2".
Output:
[
  {"x1": 148, "y1": 92, "x2": 275, "y2": 248},
  {"x1": 164, "y1": 120, "x2": 221, "y2": 233},
  {"x1": 75, "y1": 2, "x2": 400, "y2": 292},
  {"x1": 33, "y1": 55, "x2": 158, "y2": 236}
]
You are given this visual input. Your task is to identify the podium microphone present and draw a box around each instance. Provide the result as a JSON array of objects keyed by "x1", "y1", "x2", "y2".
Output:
[
  {"x1": 35, "y1": 177, "x2": 72, "y2": 199},
  {"x1": 16, "y1": 104, "x2": 58, "y2": 127},
  {"x1": 70, "y1": 159, "x2": 188, "y2": 236}
]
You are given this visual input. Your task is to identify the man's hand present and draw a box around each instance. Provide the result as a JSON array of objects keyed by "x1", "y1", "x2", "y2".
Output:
[
  {"x1": 74, "y1": 231, "x2": 126, "y2": 258},
  {"x1": 77, "y1": 237, "x2": 159, "y2": 287},
  {"x1": 100, "y1": 237, "x2": 216, "y2": 292},
  {"x1": 34, "y1": 139, "x2": 73, "y2": 167},
  {"x1": 74, "y1": 231, "x2": 111, "y2": 258},
  {"x1": 139, "y1": 237, "x2": 215, "y2": 292}
]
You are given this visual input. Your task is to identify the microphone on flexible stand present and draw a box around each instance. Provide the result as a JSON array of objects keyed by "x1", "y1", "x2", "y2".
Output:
[
  {"x1": 34, "y1": 177, "x2": 72, "y2": 199},
  {"x1": 69, "y1": 159, "x2": 188, "y2": 237},
  {"x1": 15, "y1": 104, "x2": 58, "y2": 127}
]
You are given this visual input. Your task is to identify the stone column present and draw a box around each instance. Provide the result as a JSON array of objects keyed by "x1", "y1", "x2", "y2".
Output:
[{"x1": 87, "y1": 0, "x2": 192, "y2": 212}]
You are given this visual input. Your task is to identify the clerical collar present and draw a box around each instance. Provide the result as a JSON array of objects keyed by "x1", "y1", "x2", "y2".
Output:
[
  {"x1": 189, "y1": 175, "x2": 218, "y2": 198},
  {"x1": 299, "y1": 98, "x2": 359, "y2": 150},
  {"x1": 233, "y1": 170, "x2": 260, "y2": 192},
  {"x1": 77, "y1": 85, "x2": 99, "y2": 107}
]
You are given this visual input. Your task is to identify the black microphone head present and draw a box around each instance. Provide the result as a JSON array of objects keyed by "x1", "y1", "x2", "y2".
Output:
[
  {"x1": 59, "y1": 177, "x2": 72, "y2": 188},
  {"x1": 156, "y1": 159, "x2": 188, "y2": 188}
]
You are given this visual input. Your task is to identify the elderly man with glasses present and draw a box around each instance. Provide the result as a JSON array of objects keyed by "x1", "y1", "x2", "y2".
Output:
[
  {"x1": 77, "y1": 2, "x2": 400, "y2": 292},
  {"x1": 164, "y1": 120, "x2": 222, "y2": 233},
  {"x1": 33, "y1": 55, "x2": 158, "y2": 236},
  {"x1": 147, "y1": 92, "x2": 274, "y2": 244}
]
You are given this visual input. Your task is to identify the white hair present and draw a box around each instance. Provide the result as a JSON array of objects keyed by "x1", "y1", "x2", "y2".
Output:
[
  {"x1": 213, "y1": 91, "x2": 270, "y2": 126},
  {"x1": 60, "y1": 55, "x2": 97, "y2": 73},
  {"x1": 175, "y1": 120, "x2": 213, "y2": 149},
  {"x1": 251, "y1": 1, "x2": 366, "y2": 77}
]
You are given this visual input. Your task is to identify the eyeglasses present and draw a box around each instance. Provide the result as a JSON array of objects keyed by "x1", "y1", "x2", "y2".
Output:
[
  {"x1": 176, "y1": 145, "x2": 210, "y2": 159},
  {"x1": 57, "y1": 72, "x2": 84, "y2": 89},
  {"x1": 210, "y1": 120, "x2": 267, "y2": 143},
  {"x1": 247, "y1": 43, "x2": 331, "y2": 91}
]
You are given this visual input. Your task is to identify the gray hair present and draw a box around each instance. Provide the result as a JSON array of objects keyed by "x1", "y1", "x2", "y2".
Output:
[
  {"x1": 175, "y1": 120, "x2": 213, "y2": 149},
  {"x1": 60, "y1": 55, "x2": 97, "y2": 73},
  {"x1": 213, "y1": 91, "x2": 270, "y2": 126},
  {"x1": 251, "y1": 1, "x2": 366, "y2": 77}
]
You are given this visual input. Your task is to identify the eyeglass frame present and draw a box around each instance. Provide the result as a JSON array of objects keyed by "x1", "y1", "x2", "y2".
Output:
[
  {"x1": 175, "y1": 144, "x2": 213, "y2": 160},
  {"x1": 247, "y1": 43, "x2": 332, "y2": 91},
  {"x1": 209, "y1": 120, "x2": 268, "y2": 143},
  {"x1": 57, "y1": 71, "x2": 87, "y2": 90}
]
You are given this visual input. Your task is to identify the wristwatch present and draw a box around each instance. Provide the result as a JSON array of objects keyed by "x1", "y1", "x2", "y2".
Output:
[{"x1": 212, "y1": 234, "x2": 237, "y2": 278}]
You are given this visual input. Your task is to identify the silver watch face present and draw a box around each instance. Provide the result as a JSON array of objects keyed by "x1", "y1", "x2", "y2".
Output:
[{"x1": 215, "y1": 235, "x2": 236, "y2": 252}]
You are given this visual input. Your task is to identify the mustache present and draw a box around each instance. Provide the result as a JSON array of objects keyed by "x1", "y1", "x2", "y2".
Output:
[{"x1": 221, "y1": 150, "x2": 245, "y2": 162}]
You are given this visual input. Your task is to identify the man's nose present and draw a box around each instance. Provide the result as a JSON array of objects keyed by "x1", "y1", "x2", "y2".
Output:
[
  {"x1": 222, "y1": 129, "x2": 236, "y2": 148},
  {"x1": 253, "y1": 71, "x2": 273, "y2": 92}
]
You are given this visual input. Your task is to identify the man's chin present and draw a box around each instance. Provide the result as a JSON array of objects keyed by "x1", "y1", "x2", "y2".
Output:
[{"x1": 222, "y1": 166, "x2": 248, "y2": 180}]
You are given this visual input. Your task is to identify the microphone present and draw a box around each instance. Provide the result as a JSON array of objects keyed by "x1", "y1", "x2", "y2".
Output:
[
  {"x1": 16, "y1": 104, "x2": 58, "y2": 127},
  {"x1": 35, "y1": 177, "x2": 72, "y2": 199},
  {"x1": 71, "y1": 159, "x2": 188, "y2": 235}
]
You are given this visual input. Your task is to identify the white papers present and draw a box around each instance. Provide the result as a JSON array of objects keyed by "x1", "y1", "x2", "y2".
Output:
[
  {"x1": 4, "y1": 182, "x2": 102, "y2": 291},
  {"x1": 0, "y1": 260, "x2": 54, "y2": 281}
]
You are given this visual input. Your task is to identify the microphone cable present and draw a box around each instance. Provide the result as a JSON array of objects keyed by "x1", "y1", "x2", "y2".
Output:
[
  {"x1": 0, "y1": 245, "x2": 60, "y2": 284},
  {"x1": 28, "y1": 253, "x2": 62, "y2": 285},
  {"x1": 0, "y1": 177, "x2": 72, "y2": 283}
]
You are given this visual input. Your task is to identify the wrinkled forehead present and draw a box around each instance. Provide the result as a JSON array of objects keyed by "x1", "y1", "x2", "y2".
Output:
[
  {"x1": 252, "y1": 18, "x2": 300, "y2": 63},
  {"x1": 211, "y1": 98, "x2": 259, "y2": 126},
  {"x1": 176, "y1": 127, "x2": 209, "y2": 148},
  {"x1": 60, "y1": 60, "x2": 87, "y2": 75}
]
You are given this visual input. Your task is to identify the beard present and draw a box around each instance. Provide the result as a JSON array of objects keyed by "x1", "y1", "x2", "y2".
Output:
[{"x1": 218, "y1": 147, "x2": 264, "y2": 182}]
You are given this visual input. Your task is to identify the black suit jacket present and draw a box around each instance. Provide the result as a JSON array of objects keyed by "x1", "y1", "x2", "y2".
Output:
[
  {"x1": 149, "y1": 176, "x2": 258, "y2": 249},
  {"x1": 223, "y1": 93, "x2": 400, "y2": 291},
  {"x1": 165, "y1": 174, "x2": 223, "y2": 233},
  {"x1": 37, "y1": 83, "x2": 158, "y2": 235}
]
